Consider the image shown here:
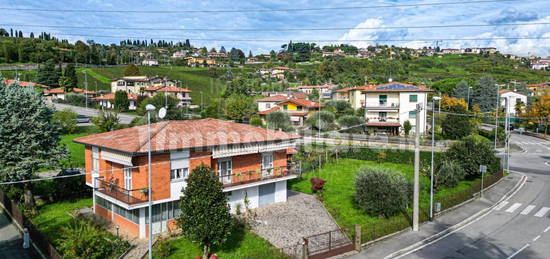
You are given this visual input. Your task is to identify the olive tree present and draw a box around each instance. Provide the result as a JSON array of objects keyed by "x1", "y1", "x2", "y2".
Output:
[{"x1": 266, "y1": 111, "x2": 292, "y2": 131}]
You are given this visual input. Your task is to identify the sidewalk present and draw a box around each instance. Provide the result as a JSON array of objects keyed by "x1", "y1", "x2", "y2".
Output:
[{"x1": 349, "y1": 172, "x2": 523, "y2": 259}]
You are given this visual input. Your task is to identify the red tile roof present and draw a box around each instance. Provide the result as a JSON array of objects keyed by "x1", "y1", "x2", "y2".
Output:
[
  {"x1": 74, "y1": 119, "x2": 301, "y2": 154},
  {"x1": 280, "y1": 98, "x2": 323, "y2": 108},
  {"x1": 44, "y1": 87, "x2": 95, "y2": 95},
  {"x1": 72, "y1": 88, "x2": 96, "y2": 95},
  {"x1": 3, "y1": 80, "x2": 49, "y2": 88},
  {"x1": 258, "y1": 106, "x2": 281, "y2": 115},
  {"x1": 287, "y1": 84, "x2": 337, "y2": 90},
  {"x1": 359, "y1": 82, "x2": 432, "y2": 92},
  {"x1": 91, "y1": 93, "x2": 138, "y2": 101},
  {"x1": 156, "y1": 86, "x2": 191, "y2": 93},
  {"x1": 256, "y1": 95, "x2": 289, "y2": 102}
]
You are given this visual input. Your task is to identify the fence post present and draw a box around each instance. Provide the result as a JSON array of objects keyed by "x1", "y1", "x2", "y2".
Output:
[
  {"x1": 355, "y1": 225, "x2": 362, "y2": 251},
  {"x1": 302, "y1": 238, "x2": 309, "y2": 259}
]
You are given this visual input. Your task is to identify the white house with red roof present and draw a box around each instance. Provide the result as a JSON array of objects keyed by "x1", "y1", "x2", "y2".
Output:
[
  {"x1": 91, "y1": 93, "x2": 138, "y2": 110},
  {"x1": 336, "y1": 82, "x2": 432, "y2": 135},
  {"x1": 73, "y1": 119, "x2": 301, "y2": 238},
  {"x1": 43, "y1": 87, "x2": 96, "y2": 101},
  {"x1": 499, "y1": 90, "x2": 527, "y2": 115},
  {"x1": 287, "y1": 84, "x2": 337, "y2": 99},
  {"x1": 145, "y1": 85, "x2": 192, "y2": 107},
  {"x1": 257, "y1": 97, "x2": 323, "y2": 126}
]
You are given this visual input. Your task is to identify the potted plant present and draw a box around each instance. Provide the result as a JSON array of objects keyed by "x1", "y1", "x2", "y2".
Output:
[{"x1": 140, "y1": 187, "x2": 149, "y2": 196}]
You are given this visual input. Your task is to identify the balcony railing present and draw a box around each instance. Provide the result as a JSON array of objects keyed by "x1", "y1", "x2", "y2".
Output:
[
  {"x1": 94, "y1": 177, "x2": 147, "y2": 205},
  {"x1": 218, "y1": 163, "x2": 301, "y2": 188},
  {"x1": 367, "y1": 117, "x2": 399, "y2": 123},
  {"x1": 363, "y1": 102, "x2": 400, "y2": 109}
]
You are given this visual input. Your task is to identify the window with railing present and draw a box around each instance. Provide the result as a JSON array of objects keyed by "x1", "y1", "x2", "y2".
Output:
[
  {"x1": 218, "y1": 159, "x2": 232, "y2": 184},
  {"x1": 379, "y1": 95, "x2": 387, "y2": 106}
]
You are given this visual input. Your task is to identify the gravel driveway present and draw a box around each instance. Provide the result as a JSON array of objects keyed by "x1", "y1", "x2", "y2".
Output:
[{"x1": 250, "y1": 190, "x2": 342, "y2": 251}]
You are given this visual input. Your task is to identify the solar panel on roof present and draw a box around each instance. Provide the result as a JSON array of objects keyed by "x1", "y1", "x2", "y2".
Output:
[{"x1": 376, "y1": 84, "x2": 419, "y2": 90}]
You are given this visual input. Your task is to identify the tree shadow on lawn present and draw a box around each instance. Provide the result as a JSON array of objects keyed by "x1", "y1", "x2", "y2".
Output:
[{"x1": 211, "y1": 223, "x2": 247, "y2": 253}]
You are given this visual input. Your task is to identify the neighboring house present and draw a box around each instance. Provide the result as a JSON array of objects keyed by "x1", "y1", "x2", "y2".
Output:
[
  {"x1": 258, "y1": 98, "x2": 323, "y2": 126},
  {"x1": 463, "y1": 48, "x2": 482, "y2": 54},
  {"x1": 171, "y1": 50, "x2": 188, "y2": 59},
  {"x1": 440, "y1": 48, "x2": 460, "y2": 54},
  {"x1": 43, "y1": 87, "x2": 96, "y2": 101},
  {"x1": 339, "y1": 82, "x2": 432, "y2": 135},
  {"x1": 258, "y1": 66, "x2": 296, "y2": 80},
  {"x1": 256, "y1": 95, "x2": 291, "y2": 112},
  {"x1": 207, "y1": 52, "x2": 227, "y2": 58},
  {"x1": 500, "y1": 90, "x2": 527, "y2": 115},
  {"x1": 322, "y1": 48, "x2": 345, "y2": 57},
  {"x1": 74, "y1": 119, "x2": 301, "y2": 238},
  {"x1": 185, "y1": 57, "x2": 217, "y2": 67},
  {"x1": 258, "y1": 91, "x2": 307, "y2": 100},
  {"x1": 3, "y1": 79, "x2": 49, "y2": 89},
  {"x1": 145, "y1": 85, "x2": 192, "y2": 106},
  {"x1": 141, "y1": 59, "x2": 159, "y2": 66},
  {"x1": 287, "y1": 84, "x2": 337, "y2": 99},
  {"x1": 531, "y1": 59, "x2": 550, "y2": 70},
  {"x1": 527, "y1": 82, "x2": 550, "y2": 96},
  {"x1": 111, "y1": 76, "x2": 175, "y2": 94},
  {"x1": 91, "y1": 93, "x2": 138, "y2": 110}
]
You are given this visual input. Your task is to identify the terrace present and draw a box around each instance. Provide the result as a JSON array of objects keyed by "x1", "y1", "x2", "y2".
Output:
[
  {"x1": 94, "y1": 177, "x2": 147, "y2": 205},
  {"x1": 218, "y1": 163, "x2": 301, "y2": 188}
]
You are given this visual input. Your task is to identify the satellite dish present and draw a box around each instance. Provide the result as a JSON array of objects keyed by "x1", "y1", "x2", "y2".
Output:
[{"x1": 158, "y1": 107, "x2": 167, "y2": 119}]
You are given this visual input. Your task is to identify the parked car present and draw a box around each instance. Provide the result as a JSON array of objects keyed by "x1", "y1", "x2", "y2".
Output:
[{"x1": 76, "y1": 115, "x2": 90, "y2": 123}]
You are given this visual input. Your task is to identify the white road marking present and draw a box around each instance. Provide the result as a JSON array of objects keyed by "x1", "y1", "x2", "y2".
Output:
[
  {"x1": 494, "y1": 201, "x2": 510, "y2": 211},
  {"x1": 534, "y1": 207, "x2": 550, "y2": 217},
  {"x1": 505, "y1": 203, "x2": 522, "y2": 213},
  {"x1": 533, "y1": 235, "x2": 541, "y2": 242},
  {"x1": 520, "y1": 205, "x2": 536, "y2": 215},
  {"x1": 506, "y1": 244, "x2": 530, "y2": 259},
  {"x1": 544, "y1": 225, "x2": 550, "y2": 233}
]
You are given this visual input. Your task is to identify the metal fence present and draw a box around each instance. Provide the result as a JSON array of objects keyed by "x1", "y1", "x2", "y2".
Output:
[
  {"x1": 0, "y1": 190, "x2": 63, "y2": 259},
  {"x1": 299, "y1": 131, "x2": 456, "y2": 147}
]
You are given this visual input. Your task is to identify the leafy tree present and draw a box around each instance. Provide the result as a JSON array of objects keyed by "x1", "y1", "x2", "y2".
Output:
[
  {"x1": 136, "y1": 92, "x2": 179, "y2": 118},
  {"x1": 266, "y1": 111, "x2": 292, "y2": 131},
  {"x1": 435, "y1": 159, "x2": 466, "y2": 188},
  {"x1": 91, "y1": 110, "x2": 120, "y2": 132},
  {"x1": 441, "y1": 95, "x2": 467, "y2": 111},
  {"x1": 354, "y1": 166, "x2": 412, "y2": 218},
  {"x1": 64, "y1": 64, "x2": 78, "y2": 89},
  {"x1": 0, "y1": 82, "x2": 66, "y2": 207},
  {"x1": 53, "y1": 108, "x2": 78, "y2": 134},
  {"x1": 36, "y1": 59, "x2": 61, "y2": 87},
  {"x1": 514, "y1": 100, "x2": 525, "y2": 115},
  {"x1": 249, "y1": 116, "x2": 263, "y2": 127},
  {"x1": 58, "y1": 76, "x2": 74, "y2": 91},
  {"x1": 452, "y1": 80, "x2": 470, "y2": 101},
  {"x1": 223, "y1": 94, "x2": 256, "y2": 121},
  {"x1": 113, "y1": 90, "x2": 129, "y2": 111},
  {"x1": 325, "y1": 100, "x2": 354, "y2": 118},
  {"x1": 201, "y1": 101, "x2": 222, "y2": 119},
  {"x1": 177, "y1": 165, "x2": 232, "y2": 259},
  {"x1": 306, "y1": 111, "x2": 337, "y2": 131},
  {"x1": 403, "y1": 120, "x2": 412, "y2": 136},
  {"x1": 444, "y1": 137, "x2": 500, "y2": 178},
  {"x1": 337, "y1": 115, "x2": 364, "y2": 133},
  {"x1": 472, "y1": 76, "x2": 498, "y2": 112},
  {"x1": 123, "y1": 63, "x2": 141, "y2": 76},
  {"x1": 59, "y1": 220, "x2": 129, "y2": 259},
  {"x1": 442, "y1": 104, "x2": 472, "y2": 139},
  {"x1": 523, "y1": 96, "x2": 550, "y2": 134},
  {"x1": 308, "y1": 89, "x2": 320, "y2": 102}
]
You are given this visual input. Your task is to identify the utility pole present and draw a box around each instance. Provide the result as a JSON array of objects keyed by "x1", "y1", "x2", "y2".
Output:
[
  {"x1": 413, "y1": 103, "x2": 422, "y2": 231},
  {"x1": 84, "y1": 71, "x2": 88, "y2": 109},
  {"x1": 430, "y1": 97, "x2": 440, "y2": 220},
  {"x1": 466, "y1": 86, "x2": 472, "y2": 111}
]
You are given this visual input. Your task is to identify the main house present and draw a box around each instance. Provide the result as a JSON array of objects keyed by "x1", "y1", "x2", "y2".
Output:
[
  {"x1": 334, "y1": 82, "x2": 432, "y2": 135},
  {"x1": 74, "y1": 119, "x2": 301, "y2": 238},
  {"x1": 257, "y1": 96, "x2": 323, "y2": 126}
]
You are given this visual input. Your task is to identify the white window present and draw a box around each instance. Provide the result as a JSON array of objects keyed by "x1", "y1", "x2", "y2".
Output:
[
  {"x1": 266, "y1": 103, "x2": 271, "y2": 108},
  {"x1": 92, "y1": 147, "x2": 100, "y2": 172},
  {"x1": 262, "y1": 153, "x2": 274, "y2": 176},
  {"x1": 123, "y1": 167, "x2": 132, "y2": 190},
  {"x1": 218, "y1": 159, "x2": 232, "y2": 184},
  {"x1": 170, "y1": 168, "x2": 188, "y2": 181},
  {"x1": 409, "y1": 111, "x2": 417, "y2": 119}
]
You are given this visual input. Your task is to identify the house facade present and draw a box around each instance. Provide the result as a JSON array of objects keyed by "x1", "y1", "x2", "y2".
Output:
[
  {"x1": 145, "y1": 85, "x2": 193, "y2": 107},
  {"x1": 91, "y1": 93, "x2": 138, "y2": 110},
  {"x1": 257, "y1": 98, "x2": 323, "y2": 126},
  {"x1": 43, "y1": 87, "x2": 96, "y2": 101},
  {"x1": 336, "y1": 82, "x2": 431, "y2": 135},
  {"x1": 500, "y1": 90, "x2": 527, "y2": 115},
  {"x1": 287, "y1": 84, "x2": 337, "y2": 99},
  {"x1": 74, "y1": 119, "x2": 301, "y2": 238},
  {"x1": 111, "y1": 76, "x2": 176, "y2": 94}
]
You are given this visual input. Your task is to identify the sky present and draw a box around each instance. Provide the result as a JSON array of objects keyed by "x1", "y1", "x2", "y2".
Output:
[{"x1": 1, "y1": 0, "x2": 549, "y2": 56}]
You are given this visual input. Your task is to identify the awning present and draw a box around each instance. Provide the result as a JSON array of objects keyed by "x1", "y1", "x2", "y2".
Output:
[{"x1": 101, "y1": 150, "x2": 133, "y2": 166}]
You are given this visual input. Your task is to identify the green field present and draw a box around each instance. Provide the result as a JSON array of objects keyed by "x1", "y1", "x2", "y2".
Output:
[
  {"x1": 289, "y1": 158, "x2": 478, "y2": 228},
  {"x1": 59, "y1": 126, "x2": 98, "y2": 168}
]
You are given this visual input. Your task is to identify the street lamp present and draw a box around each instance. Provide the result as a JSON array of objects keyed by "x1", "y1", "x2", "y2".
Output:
[
  {"x1": 466, "y1": 86, "x2": 472, "y2": 111},
  {"x1": 146, "y1": 104, "x2": 156, "y2": 259},
  {"x1": 430, "y1": 96, "x2": 441, "y2": 221}
]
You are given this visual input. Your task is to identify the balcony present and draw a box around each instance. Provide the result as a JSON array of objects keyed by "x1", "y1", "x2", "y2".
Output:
[
  {"x1": 363, "y1": 102, "x2": 400, "y2": 111},
  {"x1": 94, "y1": 177, "x2": 147, "y2": 205},
  {"x1": 218, "y1": 163, "x2": 301, "y2": 188}
]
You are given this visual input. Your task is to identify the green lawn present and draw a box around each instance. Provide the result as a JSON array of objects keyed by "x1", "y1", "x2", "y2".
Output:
[
  {"x1": 31, "y1": 198, "x2": 93, "y2": 246},
  {"x1": 60, "y1": 126, "x2": 98, "y2": 168},
  {"x1": 157, "y1": 227, "x2": 286, "y2": 259},
  {"x1": 289, "y1": 158, "x2": 478, "y2": 228}
]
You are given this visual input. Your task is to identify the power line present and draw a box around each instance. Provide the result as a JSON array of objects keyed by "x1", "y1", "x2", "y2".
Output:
[
  {"x1": 29, "y1": 33, "x2": 550, "y2": 42},
  {"x1": 0, "y1": 0, "x2": 516, "y2": 13},
  {"x1": 3, "y1": 22, "x2": 548, "y2": 32}
]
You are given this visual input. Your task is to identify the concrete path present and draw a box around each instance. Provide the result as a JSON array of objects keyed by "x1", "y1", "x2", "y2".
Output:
[
  {"x1": 51, "y1": 103, "x2": 137, "y2": 124},
  {"x1": 0, "y1": 209, "x2": 39, "y2": 259}
]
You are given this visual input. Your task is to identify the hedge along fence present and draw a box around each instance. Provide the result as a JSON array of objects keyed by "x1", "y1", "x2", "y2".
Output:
[
  {"x1": 0, "y1": 190, "x2": 63, "y2": 259},
  {"x1": 354, "y1": 169, "x2": 504, "y2": 244}
]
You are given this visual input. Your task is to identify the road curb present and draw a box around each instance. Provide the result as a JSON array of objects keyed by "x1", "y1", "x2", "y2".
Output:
[{"x1": 384, "y1": 171, "x2": 527, "y2": 259}]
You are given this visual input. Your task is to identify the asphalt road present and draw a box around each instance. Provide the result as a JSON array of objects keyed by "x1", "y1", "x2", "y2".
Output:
[
  {"x1": 51, "y1": 103, "x2": 137, "y2": 124},
  {"x1": 0, "y1": 209, "x2": 39, "y2": 259},
  {"x1": 399, "y1": 132, "x2": 550, "y2": 259}
]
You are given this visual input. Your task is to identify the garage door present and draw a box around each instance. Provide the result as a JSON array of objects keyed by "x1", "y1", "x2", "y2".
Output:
[{"x1": 259, "y1": 183, "x2": 275, "y2": 206}]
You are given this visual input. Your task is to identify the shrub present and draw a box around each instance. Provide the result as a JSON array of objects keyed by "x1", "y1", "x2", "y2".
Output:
[
  {"x1": 442, "y1": 104, "x2": 472, "y2": 139},
  {"x1": 154, "y1": 236, "x2": 172, "y2": 259},
  {"x1": 305, "y1": 111, "x2": 337, "y2": 131},
  {"x1": 249, "y1": 116, "x2": 263, "y2": 127},
  {"x1": 53, "y1": 109, "x2": 78, "y2": 134},
  {"x1": 266, "y1": 111, "x2": 292, "y2": 131},
  {"x1": 52, "y1": 169, "x2": 90, "y2": 201},
  {"x1": 58, "y1": 220, "x2": 129, "y2": 259},
  {"x1": 376, "y1": 152, "x2": 386, "y2": 164},
  {"x1": 310, "y1": 177, "x2": 327, "y2": 193},
  {"x1": 403, "y1": 120, "x2": 412, "y2": 136},
  {"x1": 436, "y1": 160, "x2": 466, "y2": 188},
  {"x1": 337, "y1": 115, "x2": 365, "y2": 133},
  {"x1": 444, "y1": 137, "x2": 500, "y2": 178},
  {"x1": 354, "y1": 167, "x2": 412, "y2": 218}
]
